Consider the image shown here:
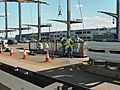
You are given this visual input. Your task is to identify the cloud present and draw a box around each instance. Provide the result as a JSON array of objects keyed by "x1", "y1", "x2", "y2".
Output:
[
  {"x1": 84, "y1": 16, "x2": 111, "y2": 23},
  {"x1": 74, "y1": 3, "x2": 83, "y2": 9}
]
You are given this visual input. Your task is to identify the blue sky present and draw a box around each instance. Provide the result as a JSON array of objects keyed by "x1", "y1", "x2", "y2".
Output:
[{"x1": 0, "y1": 0, "x2": 116, "y2": 37}]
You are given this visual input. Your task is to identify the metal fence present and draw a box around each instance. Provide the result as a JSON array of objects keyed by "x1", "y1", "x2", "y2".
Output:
[{"x1": 29, "y1": 41, "x2": 87, "y2": 57}]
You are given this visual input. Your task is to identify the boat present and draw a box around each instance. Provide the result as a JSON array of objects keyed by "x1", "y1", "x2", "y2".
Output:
[
  {"x1": 86, "y1": 0, "x2": 120, "y2": 63},
  {"x1": 87, "y1": 41, "x2": 120, "y2": 63}
]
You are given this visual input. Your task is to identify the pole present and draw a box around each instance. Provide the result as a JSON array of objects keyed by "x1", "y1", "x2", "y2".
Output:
[
  {"x1": 67, "y1": 0, "x2": 71, "y2": 37},
  {"x1": 37, "y1": 0, "x2": 41, "y2": 42},
  {"x1": 49, "y1": 26, "x2": 50, "y2": 42},
  {"x1": 18, "y1": 2, "x2": 22, "y2": 42},
  {"x1": 5, "y1": 2, "x2": 8, "y2": 39},
  {"x1": 117, "y1": 0, "x2": 120, "y2": 41}
]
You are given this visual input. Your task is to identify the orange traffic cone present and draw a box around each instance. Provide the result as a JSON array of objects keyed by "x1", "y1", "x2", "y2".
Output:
[
  {"x1": 0, "y1": 47, "x2": 3, "y2": 54},
  {"x1": 23, "y1": 49, "x2": 27, "y2": 59},
  {"x1": 10, "y1": 48, "x2": 14, "y2": 56},
  {"x1": 45, "y1": 50, "x2": 50, "y2": 62}
]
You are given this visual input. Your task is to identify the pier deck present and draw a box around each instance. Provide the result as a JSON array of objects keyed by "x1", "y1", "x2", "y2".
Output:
[{"x1": 0, "y1": 43, "x2": 120, "y2": 90}]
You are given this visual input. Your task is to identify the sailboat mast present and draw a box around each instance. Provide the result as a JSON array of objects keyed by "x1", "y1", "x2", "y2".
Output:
[
  {"x1": 37, "y1": 0, "x2": 41, "y2": 42},
  {"x1": 18, "y1": 2, "x2": 22, "y2": 42},
  {"x1": 67, "y1": 0, "x2": 71, "y2": 37},
  {"x1": 117, "y1": 0, "x2": 120, "y2": 41},
  {"x1": 5, "y1": 2, "x2": 8, "y2": 39}
]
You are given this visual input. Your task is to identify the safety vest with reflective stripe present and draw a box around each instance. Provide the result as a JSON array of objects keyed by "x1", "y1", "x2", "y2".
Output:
[
  {"x1": 66, "y1": 38, "x2": 72, "y2": 48},
  {"x1": 45, "y1": 43, "x2": 49, "y2": 49}
]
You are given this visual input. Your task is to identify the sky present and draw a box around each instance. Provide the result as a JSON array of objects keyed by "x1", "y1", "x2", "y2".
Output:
[{"x1": 0, "y1": 0, "x2": 116, "y2": 37}]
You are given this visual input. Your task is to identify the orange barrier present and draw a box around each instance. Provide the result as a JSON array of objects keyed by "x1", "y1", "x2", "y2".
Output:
[
  {"x1": 45, "y1": 50, "x2": 50, "y2": 62},
  {"x1": 0, "y1": 47, "x2": 3, "y2": 54},
  {"x1": 10, "y1": 48, "x2": 14, "y2": 56},
  {"x1": 23, "y1": 49, "x2": 27, "y2": 59}
]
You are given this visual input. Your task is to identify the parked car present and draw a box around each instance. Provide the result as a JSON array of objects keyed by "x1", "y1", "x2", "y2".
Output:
[
  {"x1": 22, "y1": 38, "x2": 30, "y2": 43},
  {"x1": 29, "y1": 38, "x2": 37, "y2": 42},
  {"x1": 8, "y1": 38, "x2": 17, "y2": 45},
  {"x1": 0, "y1": 37, "x2": 3, "y2": 44}
]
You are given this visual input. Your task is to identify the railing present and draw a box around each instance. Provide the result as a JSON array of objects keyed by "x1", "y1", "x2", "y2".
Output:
[{"x1": 28, "y1": 41, "x2": 86, "y2": 57}]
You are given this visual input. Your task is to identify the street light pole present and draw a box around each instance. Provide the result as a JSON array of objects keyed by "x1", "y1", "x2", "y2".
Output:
[{"x1": 5, "y1": 2, "x2": 8, "y2": 39}]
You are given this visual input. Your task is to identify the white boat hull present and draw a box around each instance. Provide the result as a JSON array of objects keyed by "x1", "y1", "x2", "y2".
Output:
[{"x1": 86, "y1": 41, "x2": 120, "y2": 62}]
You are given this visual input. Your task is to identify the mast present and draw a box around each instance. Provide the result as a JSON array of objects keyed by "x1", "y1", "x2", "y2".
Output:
[
  {"x1": 5, "y1": 2, "x2": 8, "y2": 39},
  {"x1": 117, "y1": 0, "x2": 120, "y2": 41},
  {"x1": 18, "y1": 2, "x2": 22, "y2": 42},
  {"x1": 37, "y1": 0, "x2": 41, "y2": 42},
  {"x1": 67, "y1": 0, "x2": 71, "y2": 37}
]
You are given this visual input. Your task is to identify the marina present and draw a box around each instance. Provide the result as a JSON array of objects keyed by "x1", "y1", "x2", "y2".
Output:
[{"x1": 0, "y1": 0, "x2": 120, "y2": 90}]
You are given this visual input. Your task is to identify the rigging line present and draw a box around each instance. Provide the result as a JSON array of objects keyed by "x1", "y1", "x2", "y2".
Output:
[
  {"x1": 55, "y1": 0, "x2": 62, "y2": 35},
  {"x1": 78, "y1": 0, "x2": 85, "y2": 29},
  {"x1": 29, "y1": 3, "x2": 33, "y2": 24},
  {"x1": 29, "y1": 3, "x2": 34, "y2": 33}
]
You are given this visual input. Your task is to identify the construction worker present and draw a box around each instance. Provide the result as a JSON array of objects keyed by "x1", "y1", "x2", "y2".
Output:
[
  {"x1": 43, "y1": 42, "x2": 49, "y2": 50},
  {"x1": 37, "y1": 40, "x2": 44, "y2": 53},
  {"x1": 60, "y1": 38, "x2": 66, "y2": 57},
  {"x1": 37, "y1": 41, "x2": 43, "y2": 50},
  {"x1": 66, "y1": 36, "x2": 73, "y2": 58},
  {"x1": 73, "y1": 35, "x2": 80, "y2": 53}
]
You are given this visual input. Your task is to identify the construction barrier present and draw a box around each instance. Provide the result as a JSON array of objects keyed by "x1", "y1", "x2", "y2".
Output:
[
  {"x1": 23, "y1": 49, "x2": 27, "y2": 59},
  {"x1": 10, "y1": 48, "x2": 14, "y2": 56},
  {"x1": 45, "y1": 50, "x2": 50, "y2": 62},
  {"x1": 0, "y1": 47, "x2": 3, "y2": 54}
]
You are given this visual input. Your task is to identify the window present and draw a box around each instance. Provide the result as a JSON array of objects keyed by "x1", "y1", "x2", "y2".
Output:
[
  {"x1": 88, "y1": 49, "x2": 105, "y2": 53},
  {"x1": 110, "y1": 50, "x2": 120, "y2": 54},
  {"x1": 76, "y1": 32, "x2": 79, "y2": 34},
  {"x1": 83, "y1": 32, "x2": 86, "y2": 34},
  {"x1": 63, "y1": 35, "x2": 65, "y2": 37},
  {"x1": 87, "y1": 37, "x2": 91, "y2": 39},
  {"x1": 79, "y1": 32, "x2": 82, "y2": 34},
  {"x1": 87, "y1": 31, "x2": 90, "y2": 34}
]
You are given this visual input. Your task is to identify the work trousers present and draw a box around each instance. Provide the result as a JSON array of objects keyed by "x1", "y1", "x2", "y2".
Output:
[{"x1": 67, "y1": 46, "x2": 72, "y2": 58}]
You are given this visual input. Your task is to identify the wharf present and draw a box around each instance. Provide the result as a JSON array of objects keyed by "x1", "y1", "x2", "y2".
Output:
[
  {"x1": 0, "y1": 43, "x2": 120, "y2": 90},
  {"x1": 0, "y1": 43, "x2": 87, "y2": 72}
]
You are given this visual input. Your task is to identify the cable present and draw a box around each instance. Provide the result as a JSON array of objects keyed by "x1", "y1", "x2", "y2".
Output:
[
  {"x1": 29, "y1": 3, "x2": 33, "y2": 24},
  {"x1": 29, "y1": 3, "x2": 34, "y2": 34},
  {"x1": 77, "y1": 0, "x2": 85, "y2": 29}
]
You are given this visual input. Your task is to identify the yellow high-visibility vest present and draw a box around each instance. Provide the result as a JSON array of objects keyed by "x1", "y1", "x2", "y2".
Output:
[
  {"x1": 66, "y1": 38, "x2": 72, "y2": 48},
  {"x1": 44, "y1": 43, "x2": 49, "y2": 49}
]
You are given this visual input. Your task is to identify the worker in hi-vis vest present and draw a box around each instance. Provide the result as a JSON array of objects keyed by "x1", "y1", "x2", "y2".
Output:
[
  {"x1": 60, "y1": 38, "x2": 66, "y2": 56},
  {"x1": 66, "y1": 36, "x2": 73, "y2": 58},
  {"x1": 37, "y1": 41, "x2": 43, "y2": 50},
  {"x1": 43, "y1": 42, "x2": 49, "y2": 50}
]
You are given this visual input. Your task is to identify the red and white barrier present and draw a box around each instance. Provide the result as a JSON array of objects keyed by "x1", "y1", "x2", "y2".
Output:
[
  {"x1": 45, "y1": 50, "x2": 50, "y2": 62},
  {"x1": 23, "y1": 49, "x2": 27, "y2": 59},
  {"x1": 0, "y1": 47, "x2": 3, "y2": 54},
  {"x1": 10, "y1": 48, "x2": 14, "y2": 56}
]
